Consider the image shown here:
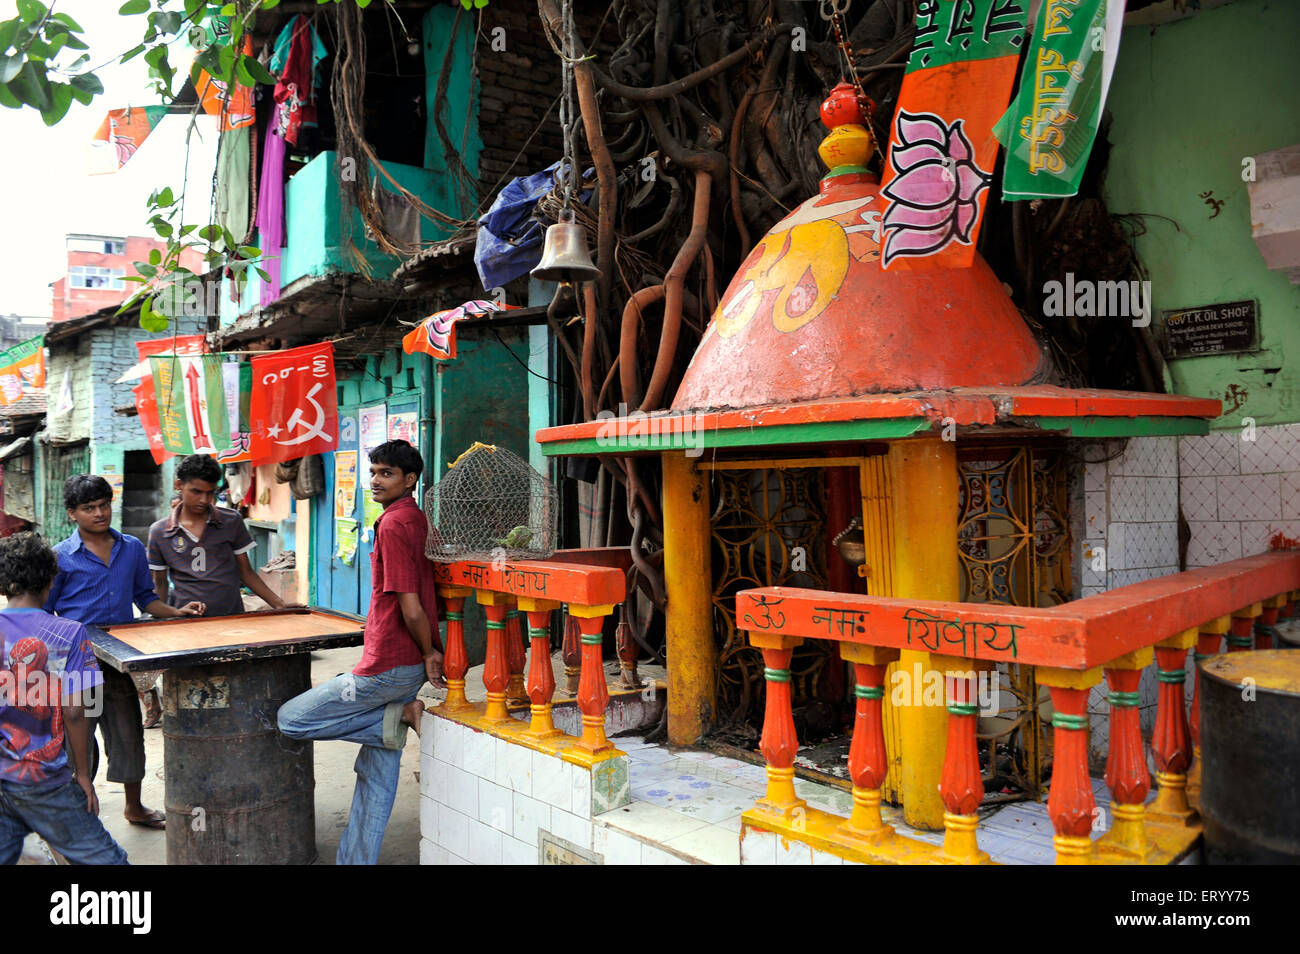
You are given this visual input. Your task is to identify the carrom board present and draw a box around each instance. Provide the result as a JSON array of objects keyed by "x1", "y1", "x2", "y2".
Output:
[{"x1": 95, "y1": 608, "x2": 365, "y2": 673}]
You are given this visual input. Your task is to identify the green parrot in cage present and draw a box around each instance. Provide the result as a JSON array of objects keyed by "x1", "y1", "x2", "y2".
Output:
[{"x1": 498, "y1": 525, "x2": 533, "y2": 549}]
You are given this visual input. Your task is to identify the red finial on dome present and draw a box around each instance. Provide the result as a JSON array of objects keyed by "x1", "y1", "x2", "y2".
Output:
[{"x1": 821, "y1": 81, "x2": 863, "y2": 129}]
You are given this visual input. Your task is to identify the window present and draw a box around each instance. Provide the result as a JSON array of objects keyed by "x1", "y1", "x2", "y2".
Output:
[
  {"x1": 69, "y1": 266, "x2": 125, "y2": 290},
  {"x1": 67, "y1": 236, "x2": 124, "y2": 254}
]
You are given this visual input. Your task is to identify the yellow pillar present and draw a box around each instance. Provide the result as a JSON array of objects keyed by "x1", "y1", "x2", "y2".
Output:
[
  {"x1": 889, "y1": 437, "x2": 960, "y2": 831},
  {"x1": 662, "y1": 451, "x2": 716, "y2": 745}
]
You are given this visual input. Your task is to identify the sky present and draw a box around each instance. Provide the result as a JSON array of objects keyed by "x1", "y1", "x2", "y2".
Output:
[{"x1": 0, "y1": 0, "x2": 217, "y2": 319}]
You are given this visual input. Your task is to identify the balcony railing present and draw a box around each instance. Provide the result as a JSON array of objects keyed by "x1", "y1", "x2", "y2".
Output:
[
  {"x1": 735, "y1": 551, "x2": 1300, "y2": 865},
  {"x1": 430, "y1": 549, "x2": 629, "y2": 764}
]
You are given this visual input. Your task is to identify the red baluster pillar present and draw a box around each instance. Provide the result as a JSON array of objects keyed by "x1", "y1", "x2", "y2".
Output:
[
  {"x1": 616, "y1": 608, "x2": 640, "y2": 688},
  {"x1": 505, "y1": 605, "x2": 528, "y2": 704},
  {"x1": 1101, "y1": 649, "x2": 1152, "y2": 858},
  {"x1": 840, "y1": 645, "x2": 899, "y2": 842},
  {"x1": 1187, "y1": 616, "x2": 1227, "y2": 811},
  {"x1": 571, "y1": 604, "x2": 615, "y2": 757},
  {"x1": 749, "y1": 633, "x2": 806, "y2": 823},
  {"x1": 937, "y1": 658, "x2": 991, "y2": 864},
  {"x1": 1226, "y1": 602, "x2": 1260, "y2": 653},
  {"x1": 1255, "y1": 596, "x2": 1285, "y2": 650},
  {"x1": 518, "y1": 598, "x2": 562, "y2": 739},
  {"x1": 436, "y1": 585, "x2": 474, "y2": 713},
  {"x1": 479, "y1": 592, "x2": 514, "y2": 726},
  {"x1": 1150, "y1": 629, "x2": 1197, "y2": 821},
  {"x1": 561, "y1": 610, "x2": 582, "y2": 696},
  {"x1": 1038, "y1": 666, "x2": 1102, "y2": 864}
]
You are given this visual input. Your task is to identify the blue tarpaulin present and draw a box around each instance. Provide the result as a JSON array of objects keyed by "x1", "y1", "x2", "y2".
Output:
[{"x1": 474, "y1": 161, "x2": 593, "y2": 290}]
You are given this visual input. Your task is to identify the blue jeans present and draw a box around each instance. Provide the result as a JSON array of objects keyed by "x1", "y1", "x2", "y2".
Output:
[
  {"x1": 0, "y1": 777, "x2": 128, "y2": 865},
  {"x1": 276, "y1": 664, "x2": 425, "y2": 865}
]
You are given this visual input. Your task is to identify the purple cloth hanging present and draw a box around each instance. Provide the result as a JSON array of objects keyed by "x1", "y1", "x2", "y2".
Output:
[{"x1": 255, "y1": 105, "x2": 288, "y2": 306}]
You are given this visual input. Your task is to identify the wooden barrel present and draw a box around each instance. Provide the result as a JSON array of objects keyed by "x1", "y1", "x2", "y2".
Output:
[
  {"x1": 162, "y1": 654, "x2": 316, "y2": 864},
  {"x1": 1199, "y1": 649, "x2": 1300, "y2": 864}
]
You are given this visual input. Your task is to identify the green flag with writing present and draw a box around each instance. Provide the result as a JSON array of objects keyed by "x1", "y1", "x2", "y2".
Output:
[{"x1": 994, "y1": 0, "x2": 1123, "y2": 200}]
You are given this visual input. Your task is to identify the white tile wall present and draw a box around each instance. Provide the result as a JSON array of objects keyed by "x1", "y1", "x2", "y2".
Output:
[
  {"x1": 501, "y1": 835, "x2": 536, "y2": 865},
  {"x1": 479, "y1": 778, "x2": 513, "y2": 834},
  {"x1": 1217, "y1": 475, "x2": 1280, "y2": 522},
  {"x1": 1283, "y1": 473, "x2": 1300, "y2": 519},
  {"x1": 547, "y1": 807, "x2": 592, "y2": 848},
  {"x1": 1180, "y1": 431, "x2": 1239, "y2": 477},
  {"x1": 438, "y1": 803, "x2": 471, "y2": 859},
  {"x1": 512, "y1": 791, "x2": 551, "y2": 845},
  {"x1": 1179, "y1": 424, "x2": 1300, "y2": 564},
  {"x1": 461, "y1": 727, "x2": 498, "y2": 781},
  {"x1": 493, "y1": 738, "x2": 533, "y2": 794},
  {"x1": 465, "y1": 819, "x2": 503, "y2": 865},
  {"x1": 1239, "y1": 423, "x2": 1300, "y2": 474},
  {"x1": 1181, "y1": 476, "x2": 1217, "y2": 522},
  {"x1": 532, "y1": 748, "x2": 573, "y2": 807},
  {"x1": 592, "y1": 824, "x2": 643, "y2": 865}
]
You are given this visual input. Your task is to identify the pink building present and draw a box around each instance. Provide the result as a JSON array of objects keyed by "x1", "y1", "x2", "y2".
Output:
[{"x1": 49, "y1": 234, "x2": 203, "y2": 322}]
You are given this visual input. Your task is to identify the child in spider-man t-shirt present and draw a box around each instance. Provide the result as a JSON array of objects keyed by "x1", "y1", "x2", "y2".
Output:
[{"x1": 0, "y1": 532, "x2": 126, "y2": 864}]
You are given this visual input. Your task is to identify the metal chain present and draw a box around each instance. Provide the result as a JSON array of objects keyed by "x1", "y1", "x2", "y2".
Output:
[
  {"x1": 557, "y1": 0, "x2": 577, "y2": 215},
  {"x1": 822, "y1": 1, "x2": 884, "y2": 167}
]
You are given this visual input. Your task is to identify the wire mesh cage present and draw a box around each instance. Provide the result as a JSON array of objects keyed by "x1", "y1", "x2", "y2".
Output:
[{"x1": 425, "y1": 442, "x2": 558, "y2": 562}]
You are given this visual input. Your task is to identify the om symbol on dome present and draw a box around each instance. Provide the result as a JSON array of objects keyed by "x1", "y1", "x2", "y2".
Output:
[{"x1": 713, "y1": 190, "x2": 881, "y2": 339}]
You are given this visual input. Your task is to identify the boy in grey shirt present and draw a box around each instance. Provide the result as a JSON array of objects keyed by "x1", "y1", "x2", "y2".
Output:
[{"x1": 148, "y1": 455, "x2": 287, "y2": 617}]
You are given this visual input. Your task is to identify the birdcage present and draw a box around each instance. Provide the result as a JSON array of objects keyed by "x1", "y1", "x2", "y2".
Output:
[{"x1": 425, "y1": 442, "x2": 558, "y2": 562}]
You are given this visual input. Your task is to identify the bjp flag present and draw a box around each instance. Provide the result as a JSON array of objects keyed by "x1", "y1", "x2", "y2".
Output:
[
  {"x1": 879, "y1": 0, "x2": 1028, "y2": 270},
  {"x1": 90, "y1": 105, "x2": 168, "y2": 171}
]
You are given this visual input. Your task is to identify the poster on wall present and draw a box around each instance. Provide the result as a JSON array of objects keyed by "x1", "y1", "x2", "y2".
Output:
[
  {"x1": 387, "y1": 405, "x2": 418, "y2": 446},
  {"x1": 102, "y1": 472, "x2": 124, "y2": 506},
  {"x1": 334, "y1": 450, "x2": 358, "y2": 519},
  {"x1": 336, "y1": 518, "x2": 358, "y2": 565},
  {"x1": 359, "y1": 405, "x2": 387, "y2": 459},
  {"x1": 362, "y1": 493, "x2": 383, "y2": 543}
]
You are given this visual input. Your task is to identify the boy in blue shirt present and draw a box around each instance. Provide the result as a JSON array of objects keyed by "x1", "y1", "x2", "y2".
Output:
[
  {"x1": 45, "y1": 474, "x2": 203, "y2": 831},
  {"x1": 0, "y1": 532, "x2": 127, "y2": 864}
]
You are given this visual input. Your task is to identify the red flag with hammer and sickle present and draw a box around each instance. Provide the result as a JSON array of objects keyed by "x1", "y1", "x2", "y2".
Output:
[{"x1": 248, "y1": 343, "x2": 339, "y2": 463}]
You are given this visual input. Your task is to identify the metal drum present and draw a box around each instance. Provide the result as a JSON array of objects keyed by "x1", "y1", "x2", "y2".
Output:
[
  {"x1": 1199, "y1": 650, "x2": 1300, "y2": 864},
  {"x1": 162, "y1": 654, "x2": 316, "y2": 865}
]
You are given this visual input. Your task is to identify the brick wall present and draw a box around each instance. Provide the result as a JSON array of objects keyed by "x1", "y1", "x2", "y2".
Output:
[
  {"x1": 89, "y1": 318, "x2": 207, "y2": 449},
  {"x1": 45, "y1": 337, "x2": 92, "y2": 443},
  {"x1": 474, "y1": 1, "x2": 608, "y2": 202}
]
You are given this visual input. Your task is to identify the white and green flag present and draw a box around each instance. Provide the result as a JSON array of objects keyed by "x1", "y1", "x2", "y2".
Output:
[{"x1": 149, "y1": 353, "x2": 230, "y2": 455}]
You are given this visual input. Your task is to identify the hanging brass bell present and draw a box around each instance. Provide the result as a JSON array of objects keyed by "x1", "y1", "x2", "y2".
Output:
[{"x1": 531, "y1": 209, "x2": 601, "y2": 284}]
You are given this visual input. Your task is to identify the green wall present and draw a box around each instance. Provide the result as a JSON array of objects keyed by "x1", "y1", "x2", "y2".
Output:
[
  {"x1": 1102, "y1": 0, "x2": 1300, "y2": 428},
  {"x1": 422, "y1": 4, "x2": 483, "y2": 218}
]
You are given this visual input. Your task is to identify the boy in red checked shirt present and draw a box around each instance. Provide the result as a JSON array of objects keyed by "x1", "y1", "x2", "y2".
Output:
[{"x1": 277, "y1": 440, "x2": 441, "y2": 864}]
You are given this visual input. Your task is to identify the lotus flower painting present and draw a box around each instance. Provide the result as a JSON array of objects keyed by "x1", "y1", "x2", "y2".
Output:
[
  {"x1": 879, "y1": 0, "x2": 1028, "y2": 270},
  {"x1": 881, "y1": 111, "x2": 993, "y2": 268}
]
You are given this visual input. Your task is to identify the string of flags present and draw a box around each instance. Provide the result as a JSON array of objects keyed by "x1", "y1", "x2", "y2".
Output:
[
  {"x1": 880, "y1": 0, "x2": 1123, "y2": 270},
  {"x1": 137, "y1": 341, "x2": 338, "y2": 467}
]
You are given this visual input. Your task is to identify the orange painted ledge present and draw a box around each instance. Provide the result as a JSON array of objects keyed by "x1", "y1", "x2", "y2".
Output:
[
  {"x1": 735, "y1": 552, "x2": 1300, "y2": 670},
  {"x1": 534, "y1": 385, "x2": 1221, "y2": 445},
  {"x1": 431, "y1": 555, "x2": 626, "y2": 608}
]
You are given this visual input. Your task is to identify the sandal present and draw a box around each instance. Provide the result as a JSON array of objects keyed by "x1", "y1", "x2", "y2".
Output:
[{"x1": 127, "y1": 809, "x2": 167, "y2": 830}]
